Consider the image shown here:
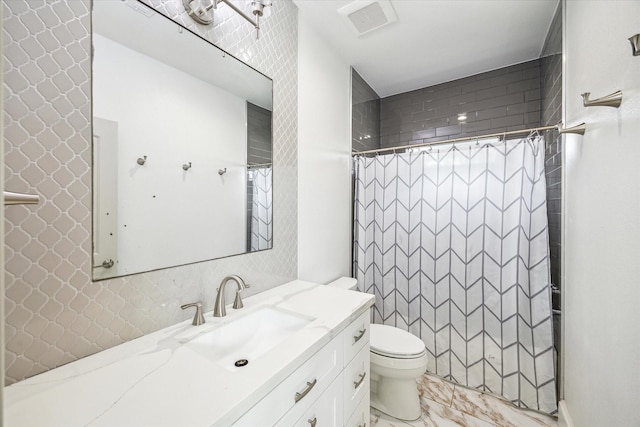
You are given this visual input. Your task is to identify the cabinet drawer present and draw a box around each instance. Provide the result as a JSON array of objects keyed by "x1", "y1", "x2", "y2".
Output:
[
  {"x1": 345, "y1": 392, "x2": 370, "y2": 427},
  {"x1": 343, "y1": 310, "x2": 369, "y2": 364},
  {"x1": 233, "y1": 334, "x2": 343, "y2": 426},
  {"x1": 277, "y1": 373, "x2": 344, "y2": 427},
  {"x1": 343, "y1": 344, "x2": 370, "y2": 418}
]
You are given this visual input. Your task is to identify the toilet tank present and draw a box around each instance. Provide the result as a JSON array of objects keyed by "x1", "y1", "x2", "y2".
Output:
[{"x1": 326, "y1": 277, "x2": 358, "y2": 291}]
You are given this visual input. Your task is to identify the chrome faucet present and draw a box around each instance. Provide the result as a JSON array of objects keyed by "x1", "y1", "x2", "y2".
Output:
[
  {"x1": 214, "y1": 275, "x2": 250, "y2": 317},
  {"x1": 181, "y1": 302, "x2": 205, "y2": 326}
]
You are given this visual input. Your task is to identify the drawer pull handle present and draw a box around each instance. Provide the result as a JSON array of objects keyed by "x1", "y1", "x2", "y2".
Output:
[
  {"x1": 308, "y1": 417, "x2": 317, "y2": 427},
  {"x1": 353, "y1": 328, "x2": 366, "y2": 343},
  {"x1": 354, "y1": 371, "x2": 367, "y2": 389},
  {"x1": 294, "y1": 378, "x2": 317, "y2": 403}
]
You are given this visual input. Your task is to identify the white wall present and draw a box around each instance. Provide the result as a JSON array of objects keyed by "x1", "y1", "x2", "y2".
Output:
[
  {"x1": 297, "y1": 13, "x2": 352, "y2": 283},
  {"x1": 562, "y1": 1, "x2": 640, "y2": 426},
  {"x1": 93, "y1": 34, "x2": 247, "y2": 275}
]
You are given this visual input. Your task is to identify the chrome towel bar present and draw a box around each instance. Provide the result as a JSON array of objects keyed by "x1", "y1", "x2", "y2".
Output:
[{"x1": 4, "y1": 191, "x2": 40, "y2": 205}]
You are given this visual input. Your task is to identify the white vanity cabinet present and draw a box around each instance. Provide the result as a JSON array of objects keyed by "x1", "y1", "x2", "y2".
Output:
[{"x1": 234, "y1": 310, "x2": 371, "y2": 426}]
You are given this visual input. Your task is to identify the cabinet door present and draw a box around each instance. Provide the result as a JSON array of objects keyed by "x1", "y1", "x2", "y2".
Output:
[
  {"x1": 234, "y1": 334, "x2": 343, "y2": 426},
  {"x1": 343, "y1": 345, "x2": 370, "y2": 418},
  {"x1": 278, "y1": 374, "x2": 344, "y2": 427},
  {"x1": 343, "y1": 311, "x2": 369, "y2": 364},
  {"x1": 345, "y1": 393, "x2": 370, "y2": 427}
]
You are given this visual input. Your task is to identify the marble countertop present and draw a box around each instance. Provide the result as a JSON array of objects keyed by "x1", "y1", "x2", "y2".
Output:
[{"x1": 4, "y1": 280, "x2": 375, "y2": 426}]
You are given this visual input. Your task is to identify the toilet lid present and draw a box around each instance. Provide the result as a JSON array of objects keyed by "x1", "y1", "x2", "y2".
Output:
[{"x1": 370, "y1": 324, "x2": 426, "y2": 358}]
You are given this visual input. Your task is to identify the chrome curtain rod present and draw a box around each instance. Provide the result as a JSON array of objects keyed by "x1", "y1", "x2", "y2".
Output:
[
  {"x1": 247, "y1": 162, "x2": 272, "y2": 168},
  {"x1": 352, "y1": 124, "x2": 558, "y2": 156}
]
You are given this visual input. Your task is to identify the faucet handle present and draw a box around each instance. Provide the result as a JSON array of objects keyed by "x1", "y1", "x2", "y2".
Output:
[
  {"x1": 233, "y1": 289, "x2": 244, "y2": 309},
  {"x1": 233, "y1": 282, "x2": 251, "y2": 309},
  {"x1": 181, "y1": 302, "x2": 205, "y2": 326}
]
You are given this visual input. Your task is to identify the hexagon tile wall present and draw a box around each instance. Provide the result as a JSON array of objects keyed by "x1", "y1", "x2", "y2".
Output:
[{"x1": 3, "y1": 0, "x2": 298, "y2": 384}]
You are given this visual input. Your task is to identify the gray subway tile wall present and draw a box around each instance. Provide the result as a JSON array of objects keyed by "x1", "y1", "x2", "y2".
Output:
[
  {"x1": 3, "y1": 0, "x2": 298, "y2": 384},
  {"x1": 539, "y1": 2, "x2": 562, "y2": 395},
  {"x1": 541, "y1": 3, "x2": 562, "y2": 292},
  {"x1": 351, "y1": 68, "x2": 381, "y2": 152},
  {"x1": 247, "y1": 102, "x2": 273, "y2": 165},
  {"x1": 379, "y1": 60, "x2": 542, "y2": 148},
  {"x1": 246, "y1": 102, "x2": 273, "y2": 250}
]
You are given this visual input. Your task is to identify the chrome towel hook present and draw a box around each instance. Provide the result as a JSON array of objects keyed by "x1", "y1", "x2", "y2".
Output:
[
  {"x1": 182, "y1": 162, "x2": 192, "y2": 171},
  {"x1": 136, "y1": 155, "x2": 147, "y2": 165},
  {"x1": 218, "y1": 168, "x2": 227, "y2": 175},
  {"x1": 557, "y1": 123, "x2": 586, "y2": 135},
  {"x1": 629, "y1": 33, "x2": 640, "y2": 56},
  {"x1": 93, "y1": 259, "x2": 114, "y2": 269},
  {"x1": 581, "y1": 90, "x2": 622, "y2": 108}
]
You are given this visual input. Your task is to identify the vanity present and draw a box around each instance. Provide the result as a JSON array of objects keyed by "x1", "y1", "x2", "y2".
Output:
[{"x1": 4, "y1": 281, "x2": 374, "y2": 426}]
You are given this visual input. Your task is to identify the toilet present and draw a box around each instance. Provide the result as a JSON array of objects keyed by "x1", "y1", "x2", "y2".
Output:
[{"x1": 327, "y1": 278, "x2": 428, "y2": 421}]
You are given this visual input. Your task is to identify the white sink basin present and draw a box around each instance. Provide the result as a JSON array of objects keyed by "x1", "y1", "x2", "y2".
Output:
[{"x1": 184, "y1": 306, "x2": 312, "y2": 371}]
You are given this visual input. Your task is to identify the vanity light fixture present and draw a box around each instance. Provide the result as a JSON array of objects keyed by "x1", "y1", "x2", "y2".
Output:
[{"x1": 182, "y1": 0, "x2": 272, "y2": 39}]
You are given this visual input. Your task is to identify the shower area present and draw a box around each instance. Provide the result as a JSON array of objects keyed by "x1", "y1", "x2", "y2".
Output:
[
  {"x1": 246, "y1": 102, "x2": 273, "y2": 252},
  {"x1": 350, "y1": 4, "x2": 562, "y2": 416}
]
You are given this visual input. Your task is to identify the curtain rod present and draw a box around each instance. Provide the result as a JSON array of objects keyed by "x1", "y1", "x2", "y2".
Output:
[
  {"x1": 247, "y1": 162, "x2": 272, "y2": 168},
  {"x1": 352, "y1": 124, "x2": 558, "y2": 156}
]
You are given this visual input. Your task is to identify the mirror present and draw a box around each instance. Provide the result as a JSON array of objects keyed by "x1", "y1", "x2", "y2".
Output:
[{"x1": 91, "y1": 1, "x2": 273, "y2": 280}]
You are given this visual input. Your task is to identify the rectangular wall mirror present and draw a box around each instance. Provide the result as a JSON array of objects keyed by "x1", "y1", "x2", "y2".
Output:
[{"x1": 92, "y1": 0, "x2": 273, "y2": 280}]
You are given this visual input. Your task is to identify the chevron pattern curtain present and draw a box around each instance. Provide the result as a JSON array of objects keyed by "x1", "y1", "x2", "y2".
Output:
[
  {"x1": 249, "y1": 166, "x2": 272, "y2": 251},
  {"x1": 353, "y1": 136, "x2": 556, "y2": 414}
]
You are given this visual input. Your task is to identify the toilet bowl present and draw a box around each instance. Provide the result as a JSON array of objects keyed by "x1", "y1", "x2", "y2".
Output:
[
  {"x1": 369, "y1": 324, "x2": 428, "y2": 420},
  {"x1": 327, "y1": 277, "x2": 428, "y2": 421}
]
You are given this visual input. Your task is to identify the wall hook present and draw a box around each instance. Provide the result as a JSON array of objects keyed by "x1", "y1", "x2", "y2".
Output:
[
  {"x1": 581, "y1": 90, "x2": 622, "y2": 108},
  {"x1": 629, "y1": 33, "x2": 640, "y2": 56},
  {"x1": 557, "y1": 122, "x2": 586, "y2": 135},
  {"x1": 136, "y1": 155, "x2": 147, "y2": 166},
  {"x1": 218, "y1": 168, "x2": 227, "y2": 175},
  {"x1": 182, "y1": 162, "x2": 192, "y2": 171}
]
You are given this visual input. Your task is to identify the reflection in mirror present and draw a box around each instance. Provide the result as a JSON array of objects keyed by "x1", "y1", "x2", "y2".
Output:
[{"x1": 92, "y1": 1, "x2": 273, "y2": 280}]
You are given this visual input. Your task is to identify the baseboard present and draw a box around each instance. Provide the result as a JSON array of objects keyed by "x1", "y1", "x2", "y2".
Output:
[{"x1": 558, "y1": 400, "x2": 574, "y2": 427}]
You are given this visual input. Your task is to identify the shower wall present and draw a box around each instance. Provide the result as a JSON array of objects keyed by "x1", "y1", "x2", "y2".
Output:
[
  {"x1": 246, "y1": 102, "x2": 273, "y2": 251},
  {"x1": 541, "y1": 4, "x2": 562, "y2": 290},
  {"x1": 351, "y1": 68, "x2": 380, "y2": 152},
  {"x1": 540, "y1": 1, "x2": 562, "y2": 398},
  {"x1": 379, "y1": 60, "x2": 542, "y2": 147}
]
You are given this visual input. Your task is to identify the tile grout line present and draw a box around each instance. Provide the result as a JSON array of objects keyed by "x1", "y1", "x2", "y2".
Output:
[{"x1": 449, "y1": 384, "x2": 455, "y2": 407}]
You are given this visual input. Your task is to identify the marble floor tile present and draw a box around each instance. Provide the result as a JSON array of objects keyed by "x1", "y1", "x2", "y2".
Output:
[
  {"x1": 370, "y1": 408, "x2": 414, "y2": 427},
  {"x1": 450, "y1": 386, "x2": 557, "y2": 427},
  {"x1": 417, "y1": 373, "x2": 455, "y2": 406},
  {"x1": 413, "y1": 396, "x2": 496, "y2": 427}
]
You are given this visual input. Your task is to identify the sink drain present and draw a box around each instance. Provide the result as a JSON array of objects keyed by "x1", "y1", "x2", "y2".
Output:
[{"x1": 234, "y1": 359, "x2": 249, "y2": 367}]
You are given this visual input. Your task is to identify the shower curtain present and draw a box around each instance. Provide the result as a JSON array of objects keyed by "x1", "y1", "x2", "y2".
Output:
[
  {"x1": 249, "y1": 166, "x2": 272, "y2": 251},
  {"x1": 353, "y1": 136, "x2": 556, "y2": 414}
]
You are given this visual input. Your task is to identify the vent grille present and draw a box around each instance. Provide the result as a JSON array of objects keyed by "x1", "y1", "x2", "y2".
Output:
[{"x1": 338, "y1": 0, "x2": 397, "y2": 37}]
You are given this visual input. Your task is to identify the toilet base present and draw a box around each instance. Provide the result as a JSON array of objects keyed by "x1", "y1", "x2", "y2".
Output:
[{"x1": 370, "y1": 373, "x2": 422, "y2": 421}]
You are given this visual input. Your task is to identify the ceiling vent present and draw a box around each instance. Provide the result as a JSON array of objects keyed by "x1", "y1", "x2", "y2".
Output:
[{"x1": 338, "y1": 0, "x2": 397, "y2": 37}]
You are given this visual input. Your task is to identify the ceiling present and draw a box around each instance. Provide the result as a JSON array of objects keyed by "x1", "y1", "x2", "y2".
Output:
[{"x1": 293, "y1": 0, "x2": 559, "y2": 98}]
